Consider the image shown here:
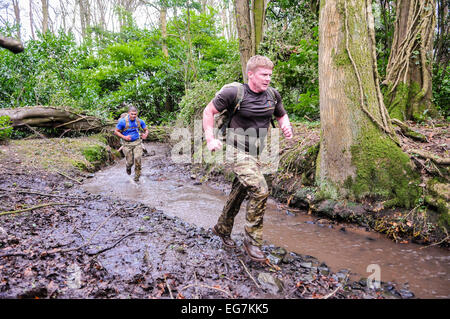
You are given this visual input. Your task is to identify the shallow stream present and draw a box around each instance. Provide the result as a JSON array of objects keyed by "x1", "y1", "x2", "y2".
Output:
[{"x1": 82, "y1": 143, "x2": 449, "y2": 299}]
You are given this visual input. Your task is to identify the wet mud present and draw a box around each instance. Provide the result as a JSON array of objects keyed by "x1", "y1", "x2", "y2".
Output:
[{"x1": 0, "y1": 143, "x2": 421, "y2": 299}]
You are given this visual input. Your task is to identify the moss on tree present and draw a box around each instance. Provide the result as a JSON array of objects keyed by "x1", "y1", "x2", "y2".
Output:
[{"x1": 349, "y1": 125, "x2": 421, "y2": 208}]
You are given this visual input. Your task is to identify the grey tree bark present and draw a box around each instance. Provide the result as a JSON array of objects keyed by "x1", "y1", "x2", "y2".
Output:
[{"x1": 317, "y1": 0, "x2": 419, "y2": 208}]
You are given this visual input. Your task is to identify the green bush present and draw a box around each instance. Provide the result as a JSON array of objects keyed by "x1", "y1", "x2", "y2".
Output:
[
  {"x1": 432, "y1": 65, "x2": 450, "y2": 118},
  {"x1": 0, "y1": 116, "x2": 13, "y2": 140},
  {"x1": 261, "y1": 1, "x2": 319, "y2": 120},
  {"x1": 177, "y1": 80, "x2": 221, "y2": 125},
  {"x1": 82, "y1": 145, "x2": 106, "y2": 164}
]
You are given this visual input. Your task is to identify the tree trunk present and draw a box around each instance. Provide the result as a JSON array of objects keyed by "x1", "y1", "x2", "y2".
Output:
[
  {"x1": 59, "y1": 0, "x2": 67, "y2": 33},
  {"x1": 383, "y1": 0, "x2": 437, "y2": 121},
  {"x1": 0, "y1": 107, "x2": 114, "y2": 132},
  {"x1": 78, "y1": 0, "x2": 87, "y2": 38},
  {"x1": 96, "y1": 0, "x2": 108, "y2": 31},
  {"x1": 12, "y1": 0, "x2": 21, "y2": 41},
  {"x1": 184, "y1": 0, "x2": 197, "y2": 92},
  {"x1": 41, "y1": 0, "x2": 49, "y2": 33},
  {"x1": 234, "y1": 0, "x2": 254, "y2": 82},
  {"x1": 252, "y1": 0, "x2": 265, "y2": 53},
  {"x1": 29, "y1": 0, "x2": 36, "y2": 40},
  {"x1": 435, "y1": 0, "x2": 449, "y2": 67},
  {"x1": 317, "y1": 0, "x2": 419, "y2": 208},
  {"x1": 160, "y1": 5, "x2": 169, "y2": 58}
]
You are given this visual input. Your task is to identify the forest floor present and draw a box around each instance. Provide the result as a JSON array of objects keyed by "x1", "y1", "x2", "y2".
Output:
[{"x1": 0, "y1": 119, "x2": 447, "y2": 300}]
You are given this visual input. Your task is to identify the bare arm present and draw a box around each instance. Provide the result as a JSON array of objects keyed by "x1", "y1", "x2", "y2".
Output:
[
  {"x1": 141, "y1": 127, "x2": 149, "y2": 140},
  {"x1": 276, "y1": 114, "x2": 293, "y2": 139},
  {"x1": 114, "y1": 128, "x2": 131, "y2": 141},
  {"x1": 202, "y1": 101, "x2": 223, "y2": 151}
]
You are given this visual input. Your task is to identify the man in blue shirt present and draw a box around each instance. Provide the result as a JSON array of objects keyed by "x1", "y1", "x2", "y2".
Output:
[{"x1": 114, "y1": 105, "x2": 149, "y2": 182}]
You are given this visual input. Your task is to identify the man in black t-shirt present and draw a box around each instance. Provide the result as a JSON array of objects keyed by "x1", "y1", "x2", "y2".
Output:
[{"x1": 202, "y1": 55, "x2": 293, "y2": 262}]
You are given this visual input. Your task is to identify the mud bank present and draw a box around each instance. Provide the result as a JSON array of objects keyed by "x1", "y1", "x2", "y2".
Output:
[{"x1": 0, "y1": 149, "x2": 411, "y2": 299}]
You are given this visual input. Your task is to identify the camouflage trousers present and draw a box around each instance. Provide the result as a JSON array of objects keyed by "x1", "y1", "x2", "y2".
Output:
[
  {"x1": 216, "y1": 147, "x2": 269, "y2": 246},
  {"x1": 122, "y1": 139, "x2": 143, "y2": 180}
]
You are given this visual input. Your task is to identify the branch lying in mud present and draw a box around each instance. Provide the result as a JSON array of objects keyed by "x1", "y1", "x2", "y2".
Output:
[
  {"x1": 56, "y1": 170, "x2": 82, "y2": 184},
  {"x1": 2, "y1": 205, "x2": 145, "y2": 259},
  {"x1": 238, "y1": 258, "x2": 261, "y2": 289},
  {"x1": 0, "y1": 252, "x2": 29, "y2": 258},
  {"x1": 179, "y1": 283, "x2": 234, "y2": 298},
  {"x1": 321, "y1": 285, "x2": 341, "y2": 299},
  {"x1": 47, "y1": 208, "x2": 121, "y2": 254},
  {"x1": 0, "y1": 187, "x2": 87, "y2": 200},
  {"x1": 46, "y1": 205, "x2": 144, "y2": 255},
  {"x1": 87, "y1": 231, "x2": 149, "y2": 256},
  {"x1": 0, "y1": 203, "x2": 74, "y2": 216}
]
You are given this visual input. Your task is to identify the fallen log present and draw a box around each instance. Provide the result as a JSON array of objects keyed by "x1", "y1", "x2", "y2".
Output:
[
  {"x1": 0, "y1": 36, "x2": 24, "y2": 54},
  {"x1": 0, "y1": 106, "x2": 115, "y2": 132}
]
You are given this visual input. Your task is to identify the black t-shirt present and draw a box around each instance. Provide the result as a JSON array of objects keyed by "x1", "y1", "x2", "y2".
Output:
[
  {"x1": 212, "y1": 84, "x2": 286, "y2": 131},
  {"x1": 212, "y1": 84, "x2": 286, "y2": 153}
]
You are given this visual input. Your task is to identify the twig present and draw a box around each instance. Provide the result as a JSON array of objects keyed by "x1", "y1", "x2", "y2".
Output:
[
  {"x1": 321, "y1": 273, "x2": 349, "y2": 299},
  {"x1": 419, "y1": 235, "x2": 449, "y2": 250},
  {"x1": 23, "y1": 123, "x2": 48, "y2": 140},
  {"x1": 194, "y1": 271, "x2": 199, "y2": 299},
  {"x1": 47, "y1": 207, "x2": 124, "y2": 254},
  {"x1": 179, "y1": 283, "x2": 234, "y2": 298},
  {"x1": 238, "y1": 258, "x2": 261, "y2": 288},
  {"x1": 53, "y1": 116, "x2": 86, "y2": 128},
  {"x1": 0, "y1": 187, "x2": 86, "y2": 200},
  {"x1": 164, "y1": 274, "x2": 175, "y2": 299},
  {"x1": 87, "y1": 231, "x2": 148, "y2": 256},
  {"x1": 321, "y1": 285, "x2": 341, "y2": 299},
  {"x1": 0, "y1": 252, "x2": 28, "y2": 258},
  {"x1": 0, "y1": 202, "x2": 72, "y2": 216},
  {"x1": 56, "y1": 170, "x2": 82, "y2": 184}
]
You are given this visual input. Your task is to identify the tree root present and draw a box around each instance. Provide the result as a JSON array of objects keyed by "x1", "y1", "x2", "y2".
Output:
[
  {"x1": 408, "y1": 148, "x2": 450, "y2": 166},
  {"x1": 391, "y1": 118, "x2": 428, "y2": 142},
  {"x1": 0, "y1": 203, "x2": 73, "y2": 217}
]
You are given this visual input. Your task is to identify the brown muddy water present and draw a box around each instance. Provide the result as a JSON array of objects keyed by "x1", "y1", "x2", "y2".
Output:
[{"x1": 82, "y1": 143, "x2": 450, "y2": 299}]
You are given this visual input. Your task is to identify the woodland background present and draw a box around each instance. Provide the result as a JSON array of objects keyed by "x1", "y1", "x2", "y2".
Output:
[{"x1": 0, "y1": 0, "x2": 446, "y2": 133}]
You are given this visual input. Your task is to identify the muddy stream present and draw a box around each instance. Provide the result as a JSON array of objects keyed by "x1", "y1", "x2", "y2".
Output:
[{"x1": 82, "y1": 143, "x2": 449, "y2": 299}]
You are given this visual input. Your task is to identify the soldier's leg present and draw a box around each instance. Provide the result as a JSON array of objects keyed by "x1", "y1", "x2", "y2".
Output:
[
  {"x1": 216, "y1": 176, "x2": 248, "y2": 236},
  {"x1": 133, "y1": 142, "x2": 143, "y2": 181},
  {"x1": 233, "y1": 153, "x2": 269, "y2": 246},
  {"x1": 122, "y1": 144, "x2": 134, "y2": 175}
]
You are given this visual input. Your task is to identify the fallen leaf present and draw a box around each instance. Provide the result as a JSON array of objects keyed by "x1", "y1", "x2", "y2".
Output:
[{"x1": 24, "y1": 267, "x2": 34, "y2": 277}]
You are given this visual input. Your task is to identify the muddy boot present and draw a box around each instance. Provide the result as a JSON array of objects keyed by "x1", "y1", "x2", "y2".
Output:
[
  {"x1": 243, "y1": 239, "x2": 266, "y2": 262},
  {"x1": 134, "y1": 174, "x2": 140, "y2": 182},
  {"x1": 212, "y1": 225, "x2": 236, "y2": 248},
  {"x1": 126, "y1": 166, "x2": 132, "y2": 175}
]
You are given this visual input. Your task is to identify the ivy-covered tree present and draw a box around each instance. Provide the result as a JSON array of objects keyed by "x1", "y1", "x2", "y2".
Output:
[
  {"x1": 383, "y1": 0, "x2": 437, "y2": 121},
  {"x1": 317, "y1": 0, "x2": 420, "y2": 208}
]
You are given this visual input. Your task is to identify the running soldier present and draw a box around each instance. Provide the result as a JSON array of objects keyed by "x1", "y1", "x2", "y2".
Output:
[
  {"x1": 114, "y1": 105, "x2": 149, "y2": 182},
  {"x1": 202, "y1": 55, "x2": 293, "y2": 262}
]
